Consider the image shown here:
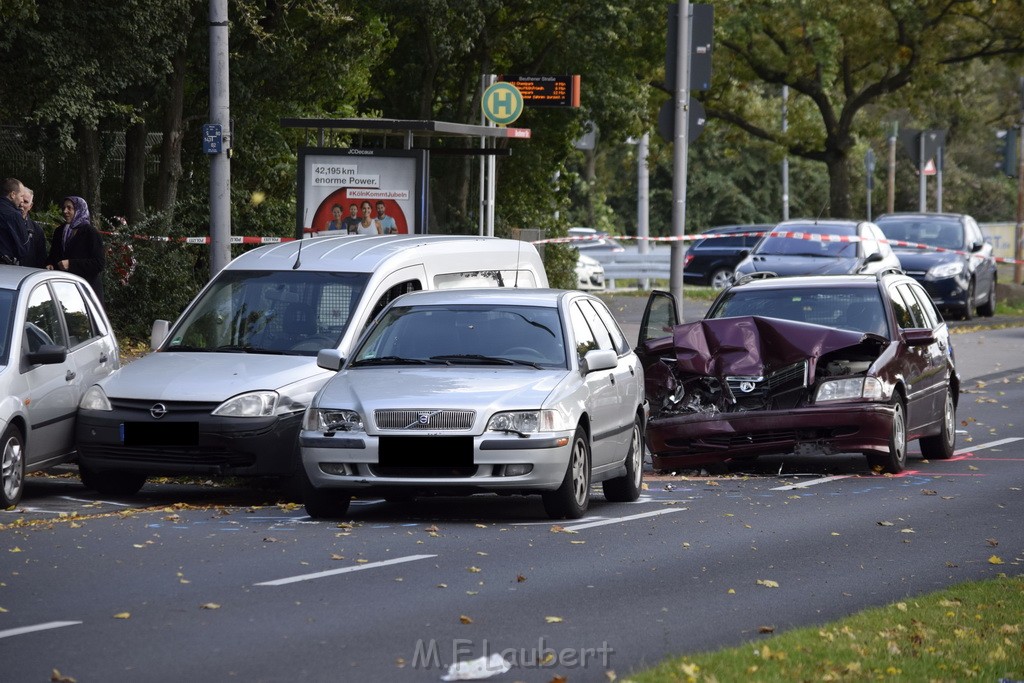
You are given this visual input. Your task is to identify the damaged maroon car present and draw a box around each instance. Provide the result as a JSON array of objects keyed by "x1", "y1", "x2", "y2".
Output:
[{"x1": 637, "y1": 271, "x2": 959, "y2": 474}]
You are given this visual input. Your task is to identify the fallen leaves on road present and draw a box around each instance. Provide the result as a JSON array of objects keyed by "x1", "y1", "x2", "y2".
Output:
[
  {"x1": 113, "y1": 612, "x2": 131, "y2": 619},
  {"x1": 459, "y1": 615, "x2": 473, "y2": 624},
  {"x1": 545, "y1": 616, "x2": 564, "y2": 623},
  {"x1": 757, "y1": 579, "x2": 780, "y2": 588},
  {"x1": 988, "y1": 555, "x2": 1004, "y2": 565},
  {"x1": 50, "y1": 669, "x2": 76, "y2": 683}
]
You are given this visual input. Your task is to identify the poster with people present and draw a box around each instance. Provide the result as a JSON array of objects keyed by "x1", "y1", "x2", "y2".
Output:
[{"x1": 296, "y1": 148, "x2": 427, "y2": 239}]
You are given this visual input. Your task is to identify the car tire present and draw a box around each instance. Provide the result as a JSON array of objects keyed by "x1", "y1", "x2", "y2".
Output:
[
  {"x1": 299, "y1": 465, "x2": 351, "y2": 519},
  {"x1": 977, "y1": 279, "x2": 996, "y2": 317},
  {"x1": 542, "y1": 426, "x2": 591, "y2": 519},
  {"x1": 870, "y1": 396, "x2": 907, "y2": 474},
  {"x1": 961, "y1": 280, "x2": 975, "y2": 320},
  {"x1": 919, "y1": 388, "x2": 956, "y2": 460},
  {"x1": 603, "y1": 415, "x2": 644, "y2": 503},
  {"x1": 709, "y1": 268, "x2": 733, "y2": 291},
  {"x1": 1, "y1": 425, "x2": 26, "y2": 508},
  {"x1": 78, "y1": 465, "x2": 147, "y2": 497}
]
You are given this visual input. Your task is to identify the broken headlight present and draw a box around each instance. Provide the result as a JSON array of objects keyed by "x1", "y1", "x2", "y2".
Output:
[{"x1": 815, "y1": 376, "x2": 883, "y2": 403}]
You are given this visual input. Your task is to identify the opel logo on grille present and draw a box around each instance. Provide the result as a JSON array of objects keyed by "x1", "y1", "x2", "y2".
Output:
[
  {"x1": 150, "y1": 403, "x2": 168, "y2": 419},
  {"x1": 417, "y1": 412, "x2": 431, "y2": 425},
  {"x1": 738, "y1": 381, "x2": 756, "y2": 393}
]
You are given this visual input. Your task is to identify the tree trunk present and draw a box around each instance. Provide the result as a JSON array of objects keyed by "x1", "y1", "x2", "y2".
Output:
[
  {"x1": 76, "y1": 121, "x2": 102, "y2": 220},
  {"x1": 123, "y1": 120, "x2": 147, "y2": 224},
  {"x1": 825, "y1": 150, "x2": 852, "y2": 218},
  {"x1": 156, "y1": 48, "x2": 187, "y2": 231}
]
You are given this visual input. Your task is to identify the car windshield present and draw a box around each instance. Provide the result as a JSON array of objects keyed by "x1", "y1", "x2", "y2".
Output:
[
  {"x1": 708, "y1": 287, "x2": 889, "y2": 337},
  {"x1": 876, "y1": 219, "x2": 963, "y2": 250},
  {"x1": 165, "y1": 270, "x2": 370, "y2": 355},
  {"x1": 351, "y1": 304, "x2": 567, "y2": 368},
  {"x1": 0, "y1": 290, "x2": 12, "y2": 364},
  {"x1": 755, "y1": 225, "x2": 857, "y2": 257}
]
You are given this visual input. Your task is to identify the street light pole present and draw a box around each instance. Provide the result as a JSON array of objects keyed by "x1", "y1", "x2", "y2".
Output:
[
  {"x1": 208, "y1": 0, "x2": 231, "y2": 276},
  {"x1": 670, "y1": 0, "x2": 691, "y2": 321}
]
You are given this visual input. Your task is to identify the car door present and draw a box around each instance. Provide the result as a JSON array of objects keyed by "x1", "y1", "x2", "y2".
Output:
[
  {"x1": 20, "y1": 282, "x2": 77, "y2": 464},
  {"x1": 888, "y1": 282, "x2": 946, "y2": 433},
  {"x1": 568, "y1": 300, "x2": 622, "y2": 469},
  {"x1": 51, "y1": 279, "x2": 117, "y2": 393}
]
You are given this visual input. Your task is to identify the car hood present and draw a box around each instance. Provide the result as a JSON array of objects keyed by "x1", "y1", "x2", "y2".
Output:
[
  {"x1": 740, "y1": 255, "x2": 862, "y2": 276},
  {"x1": 97, "y1": 352, "x2": 329, "y2": 401},
  {"x1": 892, "y1": 249, "x2": 958, "y2": 271},
  {"x1": 641, "y1": 316, "x2": 886, "y2": 415},
  {"x1": 317, "y1": 367, "x2": 566, "y2": 412}
]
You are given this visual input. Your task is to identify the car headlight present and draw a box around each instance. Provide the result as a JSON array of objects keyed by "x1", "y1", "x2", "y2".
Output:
[
  {"x1": 487, "y1": 409, "x2": 569, "y2": 433},
  {"x1": 815, "y1": 377, "x2": 884, "y2": 403},
  {"x1": 926, "y1": 261, "x2": 964, "y2": 280},
  {"x1": 212, "y1": 391, "x2": 279, "y2": 417},
  {"x1": 303, "y1": 408, "x2": 364, "y2": 433},
  {"x1": 79, "y1": 385, "x2": 112, "y2": 411}
]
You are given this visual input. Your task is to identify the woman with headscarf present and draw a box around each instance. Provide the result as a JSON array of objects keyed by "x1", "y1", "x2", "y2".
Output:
[{"x1": 47, "y1": 195, "x2": 105, "y2": 303}]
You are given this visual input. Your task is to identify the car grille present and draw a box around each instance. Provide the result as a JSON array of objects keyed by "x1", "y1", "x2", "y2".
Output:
[
  {"x1": 109, "y1": 398, "x2": 221, "y2": 416},
  {"x1": 76, "y1": 443, "x2": 256, "y2": 469},
  {"x1": 374, "y1": 409, "x2": 475, "y2": 431},
  {"x1": 368, "y1": 466, "x2": 479, "y2": 478},
  {"x1": 726, "y1": 361, "x2": 808, "y2": 410}
]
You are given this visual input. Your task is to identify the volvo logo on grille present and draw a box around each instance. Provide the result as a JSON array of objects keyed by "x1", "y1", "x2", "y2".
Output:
[
  {"x1": 738, "y1": 381, "x2": 756, "y2": 393},
  {"x1": 417, "y1": 412, "x2": 432, "y2": 425},
  {"x1": 150, "y1": 403, "x2": 168, "y2": 419}
]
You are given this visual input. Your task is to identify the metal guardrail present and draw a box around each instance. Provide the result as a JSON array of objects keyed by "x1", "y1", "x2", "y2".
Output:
[{"x1": 588, "y1": 251, "x2": 673, "y2": 289}]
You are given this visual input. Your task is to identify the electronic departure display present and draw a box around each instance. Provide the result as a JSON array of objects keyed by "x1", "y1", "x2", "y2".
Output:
[{"x1": 498, "y1": 75, "x2": 581, "y2": 108}]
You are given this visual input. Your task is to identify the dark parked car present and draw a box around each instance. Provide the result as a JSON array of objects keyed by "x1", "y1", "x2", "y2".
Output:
[
  {"x1": 637, "y1": 270, "x2": 958, "y2": 474},
  {"x1": 734, "y1": 219, "x2": 901, "y2": 279},
  {"x1": 683, "y1": 224, "x2": 770, "y2": 290},
  {"x1": 568, "y1": 227, "x2": 626, "y2": 254},
  {"x1": 874, "y1": 212, "x2": 996, "y2": 320}
]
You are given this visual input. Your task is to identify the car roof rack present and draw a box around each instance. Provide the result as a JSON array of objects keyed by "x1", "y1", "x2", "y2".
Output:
[{"x1": 733, "y1": 271, "x2": 778, "y2": 286}]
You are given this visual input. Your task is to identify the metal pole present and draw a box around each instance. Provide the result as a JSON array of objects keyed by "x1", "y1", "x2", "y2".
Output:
[
  {"x1": 918, "y1": 132, "x2": 927, "y2": 212},
  {"x1": 886, "y1": 122, "x2": 897, "y2": 214},
  {"x1": 208, "y1": 0, "x2": 231, "y2": 276},
  {"x1": 670, "y1": 0, "x2": 691, "y2": 321},
  {"x1": 781, "y1": 85, "x2": 789, "y2": 221},
  {"x1": 936, "y1": 146, "x2": 943, "y2": 213},
  {"x1": 637, "y1": 133, "x2": 650, "y2": 290},
  {"x1": 1016, "y1": 76, "x2": 1024, "y2": 285},
  {"x1": 478, "y1": 75, "x2": 490, "y2": 236}
]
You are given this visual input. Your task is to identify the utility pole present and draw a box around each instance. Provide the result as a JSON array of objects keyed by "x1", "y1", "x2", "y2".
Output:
[
  {"x1": 1016, "y1": 76, "x2": 1024, "y2": 285},
  {"x1": 208, "y1": 0, "x2": 231, "y2": 276},
  {"x1": 670, "y1": 0, "x2": 691, "y2": 320},
  {"x1": 918, "y1": 132, "x2": 927, "y2": 212},
  {"x1": 781, "y1": 85, "x2": 789, "y2": 221},
  {"x1": 637, "y1": 133, "x2": 650, "y2": 290},
  {"x1": 887, "y1": 122, "x2": 897, "y2": 214}
]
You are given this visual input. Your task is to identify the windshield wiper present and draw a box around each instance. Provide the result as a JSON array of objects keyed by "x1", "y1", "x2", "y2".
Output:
[
  {"x1": 430, "y1": 354, "x2": 541, "y2": 368},
  {"x1": 350, "y1": 355, "x2": 431, "y2": 366},
  {"x1": 214, "y1": 344, "x2": 282, "y2": 354},
  {"x1": 164, "y1": 344, "x2": 209, "y2": 352}
]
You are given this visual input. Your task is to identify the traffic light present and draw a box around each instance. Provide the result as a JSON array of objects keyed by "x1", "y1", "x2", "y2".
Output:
[{"x1": 996, "y1": 128, "x2": 1018, "y2": 177}]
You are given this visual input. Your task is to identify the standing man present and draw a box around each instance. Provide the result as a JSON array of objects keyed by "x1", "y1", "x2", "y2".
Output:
[
  {"x1": 375, "y1": 201, "x2": 397, "y2": 235},
  {"x1": 19, "y1": 186, "x2": 47, "y2": 268},
  {"x1": 0, "y1": 178, "x2": 28, "y2": 265},
  {"x1": 341, "y1": 203, "x2": 361, "y2": 234}
]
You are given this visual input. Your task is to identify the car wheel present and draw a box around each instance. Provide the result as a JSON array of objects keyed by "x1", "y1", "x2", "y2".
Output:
[
  {"x1": 919, "y1": 388, "x2": 956, "y2": 460},
  {"x1": 542, "y1": 426, "x2": 591, "y2": 519},
  {"x1": 870, "y1": 396, "x2": 907, "y2": 474},
  {"x1": 298, "y1": 465, "x2": 351, "y2": 519},
  {"x1": 78, "y1": 465, "x2": 147, "y2": 497},
  {"x1": 709, "y1": 268, "x2": 733, "y2": 291},
  {"x1": 603, "y1": 415, "x2": 643, "y2": 503},
  {"x1": 1, "y1": 425, "x2": 26, "y2": 508},
  {"x1": 977, "y1": 279, "x2": 996, "y2": 317},
  {"x1": 961, "y1": 280, "x2": 975, "y2": 320}
]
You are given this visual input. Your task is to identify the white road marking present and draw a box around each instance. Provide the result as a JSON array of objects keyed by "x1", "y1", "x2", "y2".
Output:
[
  {"x1": 255, "y1": 554, "x2": 437, "y2": 586},
  {"x1": 0, "y1": 621, "x2": 81, "y2": 639},
  {"x1": 60, "y1": 496, "x2": 134, "y2": 507},
  {"x1": 954, "y1": 436, "x2": 1023, "y2": 456},
  {"x1": 562, "y1": 508, "x2": 684, "y2": 531},
  {"x1": 771, "y1": 475, "x2": 851, "y2": 491}
]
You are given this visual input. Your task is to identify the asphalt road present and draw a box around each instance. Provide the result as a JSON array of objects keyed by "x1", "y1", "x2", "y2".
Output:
[{"x1": 2, "y1": 315, "x2": 1023, "y2": 682}]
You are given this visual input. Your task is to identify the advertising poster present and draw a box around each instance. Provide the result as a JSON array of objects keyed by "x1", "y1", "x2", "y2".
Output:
[{"x1": 295, "y1": 147, "x2": 428, "y2": 239}]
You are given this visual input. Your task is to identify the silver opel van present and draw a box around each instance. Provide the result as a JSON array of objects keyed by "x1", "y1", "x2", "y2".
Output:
[{"x1": 75, "y1": 234, "x2": 547, "y2": 495}]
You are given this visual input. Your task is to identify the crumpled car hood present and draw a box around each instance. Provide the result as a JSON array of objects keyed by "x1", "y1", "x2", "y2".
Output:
[{"x1": 642, "y1": 316, "x2": 885, "y2": 414}]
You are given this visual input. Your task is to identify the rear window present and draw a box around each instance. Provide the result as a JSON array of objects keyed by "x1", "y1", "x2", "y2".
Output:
[
  {"x1": 755, "y1": 225, "x2": 858, "y2": 257},
  {"x1": 876, "y1": 218, "x2": 963, "y2": 249},
  {"x1": 708, "y1": 287, "x2": 889, "y2": 336},
  {"x1": 694, "y1": 235, "x2": 748, "y2": 249}
]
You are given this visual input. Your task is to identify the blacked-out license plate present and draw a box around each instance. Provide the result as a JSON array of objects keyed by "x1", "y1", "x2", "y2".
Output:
[
  {"x1": 120, "y1": 422, "x2": 200, "y2": 447},
  {"x1": 378, "y1": 436, "x2": 473, "y2": 467}
]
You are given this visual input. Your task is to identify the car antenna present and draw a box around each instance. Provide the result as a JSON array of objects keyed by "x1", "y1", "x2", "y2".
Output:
[
  {"x1": 814, "y1": 201, "x2": 830, "y2": 225},
  {"x1": 293, "y1": 209, "x2": 307, "y2": 270},
  {"x1": 514, "y1": 238, "x2": 521, "y2": 287}
]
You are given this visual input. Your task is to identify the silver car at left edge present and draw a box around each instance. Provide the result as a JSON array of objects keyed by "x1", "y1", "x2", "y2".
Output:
[{"x1": 299, "y1": 288, "x2": 647, "y2": 520}]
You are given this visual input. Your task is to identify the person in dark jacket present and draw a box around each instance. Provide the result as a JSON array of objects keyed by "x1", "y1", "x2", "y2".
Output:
[
  {"x1": 47, "y1": 195, "x2": 105, "y2": 303},
  {"x1": 0, "y1": 177, "x2": 28, "y2": 265},
  {"x1": 18, "y1": 186, "x2": 47, "y2": 268}
]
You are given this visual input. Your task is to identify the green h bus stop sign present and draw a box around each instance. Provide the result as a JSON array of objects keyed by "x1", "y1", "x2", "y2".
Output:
[{"x1": 482, "y1": 82, "x2": 524, "y2": 125}]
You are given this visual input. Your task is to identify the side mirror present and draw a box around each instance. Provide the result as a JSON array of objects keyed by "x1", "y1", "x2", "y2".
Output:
[
  {"x1": 27, "y1": 343, "x2": 67, "y2": 366},
  {"x1": 903, "y1": 328, "x2": 936, "y2": 347},
  {"x1": 582, "y1": 348, "x2": 618, "y2": 373},
  {"x1": 864, "y1": 251, "x2": 884, "y2": 264},
  {"x1": 317, "y1": 348, "x2": 345, "y2": 371},
  {"x1": 151, "y1": 320, "x2": 170, "y2": 350}
]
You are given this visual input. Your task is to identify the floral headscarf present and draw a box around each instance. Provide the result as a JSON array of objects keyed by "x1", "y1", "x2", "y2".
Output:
[{"x1": 63, "y1": 195, "x2": 91, "y2": 230}]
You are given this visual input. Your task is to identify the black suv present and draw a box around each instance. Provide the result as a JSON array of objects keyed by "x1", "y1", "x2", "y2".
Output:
[{"x1": 683, "y1": 224, "x2": 770, "y2": 290}]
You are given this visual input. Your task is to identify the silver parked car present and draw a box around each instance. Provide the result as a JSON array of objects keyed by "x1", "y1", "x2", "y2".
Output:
[
  {"x1": 0, "y1": 266, "x2": 119, "y2": 506},
  {"x1": 299, "y1": 288, "x2": 647, "y2": 519}
]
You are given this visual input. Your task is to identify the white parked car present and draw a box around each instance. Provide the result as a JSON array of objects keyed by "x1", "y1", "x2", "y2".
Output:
[
  {"x1": 299, "y1": 288, "x2": 647, "y2": 519},
  {"x1": 575, "y1": 253, "x2": 605, "y2": 291},
  {"x1": 0, "y1": 266, "x2": 118, "y2": 506}
]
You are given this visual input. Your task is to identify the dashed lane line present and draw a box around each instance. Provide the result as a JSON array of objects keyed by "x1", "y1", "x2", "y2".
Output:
[
  {"x1": 561, "y1": 508, "x2": 685, "y2": 531},
  {"x1": 255, "y1": 554, "x2": 437, "y2": 587},
  {"x1": 0, "y1": 621, "x2": 81, "y2": 640}
]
